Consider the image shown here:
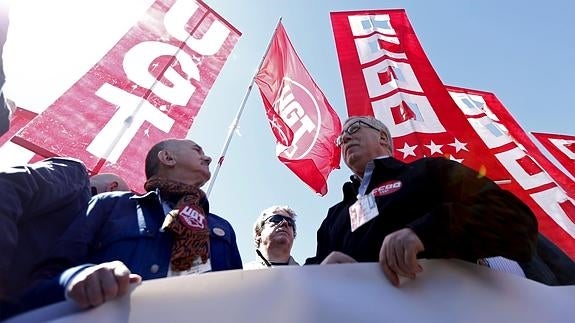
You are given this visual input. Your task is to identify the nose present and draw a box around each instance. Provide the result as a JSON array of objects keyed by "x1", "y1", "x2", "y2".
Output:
[
  {"x1": 341, "y1": 131, "x2": 352, "y2": 146},
  {"x1": 204, "y1": 155, "x2": 212, "y2": 165}
]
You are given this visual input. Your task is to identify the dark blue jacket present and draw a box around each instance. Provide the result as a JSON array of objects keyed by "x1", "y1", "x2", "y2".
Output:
[
  {"x1": 21, "y1": 190, "x2": 242, "y2": 311},
  {"x1": 0, "y1": 157, "x2": 90, "y2": 296}
]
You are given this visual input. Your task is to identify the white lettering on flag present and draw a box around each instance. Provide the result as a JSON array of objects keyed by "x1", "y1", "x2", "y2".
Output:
[
  {"x1": 549, "y1": 138, "x2": 575, "y2": 159},
  {"x1": 363, "y1": 60, "x2": 422, "y2": 97},
  {"x1": 87, "y1": 83, "x2": 174, "y2": 162},
  {"x1": 531, "y1": 187, "x2": 575, "y2": 238},
  {"x1": 348, "y1": 15, "x2": 396, "y2": 36},
  {"x1": 354, "y1": 34, "x2": 407, "y2": 63},
  {"x1": 495, "y1": 146, "x2": 552, "y2": 190},
  {"x1": 468, "y1": 116, "x2": 511, "y2": 149},
  {"x1": 165, "y1": 0, "x2": 230, "y2": 56},
  {"x1": 372, "y1": 92, "x2": 446, "y2": 136},
  {"x1": 274, "y1": 78, "x2": 319, "y2": 159},
  {"x1": 124, "y1": 41, "x2": 200, "y2": 106}
]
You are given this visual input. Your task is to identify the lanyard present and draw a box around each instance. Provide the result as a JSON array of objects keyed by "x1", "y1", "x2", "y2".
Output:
[{"x1": 357, "y1": 161, "x2": 375, "y2": 198}]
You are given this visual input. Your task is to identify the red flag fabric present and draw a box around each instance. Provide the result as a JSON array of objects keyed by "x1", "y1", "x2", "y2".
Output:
[
  {"x1": 255, "y1": 22, "x2": 341, "y2": 196},
  {"x1": 448, "y1": 86, "x2": 575, "y2": 258},
  {"x1": 0, "y1": 107, "x2": 45, "y2": 167},
  {"x1": 11, "y1": 0, "x2": 241, "y2": 191},
  {"x1": 532, "y1": 132, "x2": 575, "y2": 178},
  {"x1": 331, "y1": 10, "x2": 575, "y2": 258}
]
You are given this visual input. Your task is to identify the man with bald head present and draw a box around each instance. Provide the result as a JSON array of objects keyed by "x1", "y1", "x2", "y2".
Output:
[
  {"x1": 305, "y1": 116, "x2": 538, "y2": 286},
  {"x1": 22, "y1": 139, "x2": 242, "y2": 312},
  {"x1": 89, "y1": 173, "x2": 130, "y2": 195}
]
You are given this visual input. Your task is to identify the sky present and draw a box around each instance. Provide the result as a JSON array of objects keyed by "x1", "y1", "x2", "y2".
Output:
[{"x1": 3, "y1": 0, "x2": 574, "y2": 264}]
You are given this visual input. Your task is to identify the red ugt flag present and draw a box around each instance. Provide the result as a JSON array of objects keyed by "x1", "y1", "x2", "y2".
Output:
[
  {"x1": 12, "y1": 0, "x2": 241, "y2": 191},
  {"x1": 255, "y1": 22, "x2": 341, "y2": 196}
]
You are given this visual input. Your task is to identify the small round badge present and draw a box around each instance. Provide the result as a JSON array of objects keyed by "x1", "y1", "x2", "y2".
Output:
[{"x1": 213, "y1": 227, "x2": 226, "y2": 237}]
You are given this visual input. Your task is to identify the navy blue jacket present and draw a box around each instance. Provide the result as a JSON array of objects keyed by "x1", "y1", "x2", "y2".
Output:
[
  {"x1": 0, "y1": 157, "x2": 90, "y2": 297},
  {"x1": 22, "y1": 190, "x2": 242, "y2": 311}
]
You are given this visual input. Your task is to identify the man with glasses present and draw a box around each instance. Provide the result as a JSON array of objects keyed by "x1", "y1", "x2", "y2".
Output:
[
  {"x1": 245, "y1": 206, "x2": 299, "y2": 269},
  {"x1": 305, "y1": 116, "x2": 538, "y2": 287}
]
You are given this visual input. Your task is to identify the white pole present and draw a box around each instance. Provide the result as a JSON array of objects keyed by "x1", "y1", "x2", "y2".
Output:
[{"x1": 206, "y1": 17, "x2": 282, "y2": 197}]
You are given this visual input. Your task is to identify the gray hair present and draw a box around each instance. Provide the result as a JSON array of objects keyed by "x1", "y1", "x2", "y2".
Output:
[
  {"x1": 344, "y1": 116, "x2": 394, "y2": 153},
  {"x1": 253, "y1": 205, "x2": 297, "y2": 247}
]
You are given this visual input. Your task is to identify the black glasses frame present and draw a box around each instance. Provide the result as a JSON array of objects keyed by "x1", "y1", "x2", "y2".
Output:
[
  {"x1": 264, "y1": 214, "x2": 295, "y2": 227},
  {"x1": 335, "y1": 120, "x2": 381, "y2": 147}
]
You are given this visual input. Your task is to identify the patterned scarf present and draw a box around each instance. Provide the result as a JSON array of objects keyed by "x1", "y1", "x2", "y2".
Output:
[{"x1": 144, "y1": 177, "x2": 210, "y2": 272}]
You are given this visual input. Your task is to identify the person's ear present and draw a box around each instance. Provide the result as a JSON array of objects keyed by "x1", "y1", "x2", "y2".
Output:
[
  {"x1": 158, "y1": 150, "x2": 176, "y2": 167},
  {"x1": 108, "y1": 181, "x2": 119, "y2": 191},
  {"x1": 255, "y1": 235, "x2": 261, "y2": 247},
  {"x1": 379, "y1": 130, "x2": 388, "y2": 145}
]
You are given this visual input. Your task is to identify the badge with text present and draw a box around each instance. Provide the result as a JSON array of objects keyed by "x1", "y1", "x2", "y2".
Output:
[
  {"x1": 178, "y1": 204, "x2": 207, "y2": 231},
  {"x1": 349, "y1": 193, "x2": 379, "y2": 232},
  {"x1": 371, "y1": 180, "x2": 402, "y2": 197}
]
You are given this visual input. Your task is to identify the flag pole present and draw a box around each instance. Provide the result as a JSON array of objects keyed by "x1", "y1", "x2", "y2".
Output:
[{"x1": 206, "y1": 17, "x2": 282, "y2": 198}]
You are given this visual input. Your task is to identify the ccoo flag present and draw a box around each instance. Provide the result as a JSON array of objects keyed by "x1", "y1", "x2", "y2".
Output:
[
  {"x1": 255, "y1": 22, "x2": 341, "y2": 196},
  {"x1": 532, "y1": 132, "x2": 575, "y2": 178},
  {"x1": 330, "y1": 9, "x2": 575, "y2": 257}
]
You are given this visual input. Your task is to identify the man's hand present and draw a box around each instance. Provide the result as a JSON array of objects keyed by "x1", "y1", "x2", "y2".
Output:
[
  {"x1": 379, "y1": 228, "x2": 424, "y2": 287},
  {"x1": 320, "y1": 251, "x2": 357, "y2": 265},
  {"x1": 66, "y1": 261, "x2": 142, "y2": 309}
]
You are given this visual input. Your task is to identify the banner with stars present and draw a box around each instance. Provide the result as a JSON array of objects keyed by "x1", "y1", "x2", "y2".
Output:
[{"x1": 330, "y1": 9, "x2": 575, "y2": 258}]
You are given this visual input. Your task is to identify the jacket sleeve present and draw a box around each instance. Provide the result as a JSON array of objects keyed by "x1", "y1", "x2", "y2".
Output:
[
  {"x1": 407, "y1": 158, "x2": 538, "y2": 262},
  {"x1": 305, "y1": 207, "x2": 342, "y2": 265},
  {"x1": 304, "y1": 221, "x2": 329, "y2": 264},
  {"x1": 228, "y1": 224, "x2": 243, "y2": 270},
  {"x1": 534, "y1": 234, "x2": 575, "y2": 285},
  {"x1": 0, "y1": 157, "x2": 90, "y2": 274},
  {"x1": 19, "y1": 195, "x2": 112, "y2": 311}
]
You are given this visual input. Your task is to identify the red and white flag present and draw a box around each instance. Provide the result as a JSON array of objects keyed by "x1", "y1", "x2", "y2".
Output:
[
  {"x1": 532, "y1": 132, "x2": 575, "y2": 178},
  {"x1": 10, "y1": 0, "x2": 241, "y2": 191},
  {"x1": 331, "y1": 10, "x2": 575, "y2": 257},
  {"x1": 255, "y1": 22, "x2": 341, "y2": 196},
  {"x1": 0, "y1": 107, "x2": 44, "y2": 167}
]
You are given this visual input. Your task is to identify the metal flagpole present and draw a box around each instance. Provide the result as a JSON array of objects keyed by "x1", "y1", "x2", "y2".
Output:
[{"x1": 205, "y1": 17, "x2": 282, "y2": 198}]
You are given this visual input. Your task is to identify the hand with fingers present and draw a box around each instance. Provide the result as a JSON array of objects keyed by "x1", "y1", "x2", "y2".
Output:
[
  {"x1": 321, "y1": 251, "x2": 357, "y2": 265},
  {"x1": 379, "y1": 228, "x2": 424, "y2": 287},
  {"x1": 66, "y1": 261, "x2": 142, "y2": 309}
]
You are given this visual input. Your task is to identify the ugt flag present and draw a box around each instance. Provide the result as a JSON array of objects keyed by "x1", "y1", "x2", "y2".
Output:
[
  {"x1": 10, "y1": 0, "x2": 241, "y2": 191},
  {"x1": 255, "y1": 22, "x2": 341, "y2": 196}
]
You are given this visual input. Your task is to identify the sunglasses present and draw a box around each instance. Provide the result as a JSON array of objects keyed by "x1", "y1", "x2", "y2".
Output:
[
  {"x1": 335, "y1": 120, "x2": 382, "y2": 147},
  {"x1": 264, "y1": 214, "x2": 295, "y2": 227}
]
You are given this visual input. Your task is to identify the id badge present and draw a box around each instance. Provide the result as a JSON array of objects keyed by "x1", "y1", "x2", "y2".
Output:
[
  {"x1": 168, "y1": 258, "x2": 212, "y2": 277},
  {"x1": 349, "y1": 193, "x2": 379, "y2": 232}
]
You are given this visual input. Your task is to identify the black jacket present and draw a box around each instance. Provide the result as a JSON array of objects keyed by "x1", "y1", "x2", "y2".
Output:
[{"x1": 306, "y1": 157, "x2": 538, "y2": 265}]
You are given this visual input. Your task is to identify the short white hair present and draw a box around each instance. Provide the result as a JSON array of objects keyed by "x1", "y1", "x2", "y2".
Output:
[{"x1": 343, "y1": 116, "x2": 394, "y2": 152}]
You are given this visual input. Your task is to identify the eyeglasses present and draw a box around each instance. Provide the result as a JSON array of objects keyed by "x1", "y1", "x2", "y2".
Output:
[
  {"x1": 264, "y1": 214, "x2": 295, "y2": 228},
  {"x1": 335, "y1": 120, "x2": 381, "y2": 147}
]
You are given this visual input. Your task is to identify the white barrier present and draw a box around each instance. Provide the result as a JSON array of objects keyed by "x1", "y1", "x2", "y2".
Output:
[{"x1": 7, "y1": 260, "x2": 574, "y2": 323}]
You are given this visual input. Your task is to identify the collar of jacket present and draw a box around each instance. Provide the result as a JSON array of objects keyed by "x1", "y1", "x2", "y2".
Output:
[
  {"x1": 342, "y1": 157, "x2": 406, "y2": 201},
  {"x1": 130, "y1": 188, "x2": 211, "y2": 214},
  {"x1": 258, "y1": 255, "x2": 300, "y2": 267}
]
